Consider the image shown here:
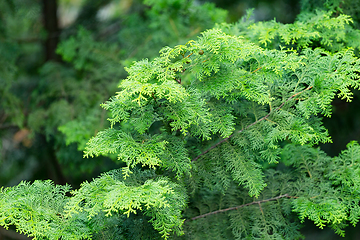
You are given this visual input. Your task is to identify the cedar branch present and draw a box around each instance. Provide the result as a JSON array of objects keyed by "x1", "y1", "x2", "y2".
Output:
[
  {"x1": 191, "y1": 194, "x2": 290, "y2": 220},
  {"x1": 191, "y1": 86, "x2": 313, "y2": 162}
]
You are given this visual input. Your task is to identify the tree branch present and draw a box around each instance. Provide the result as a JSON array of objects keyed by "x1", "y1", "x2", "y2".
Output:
[
  {"x1": 190, "y1": 194, "x2": 290, "y2": 220},
  {"x1": 191, "y1": 86, "x2": 313, "y2": 162}
]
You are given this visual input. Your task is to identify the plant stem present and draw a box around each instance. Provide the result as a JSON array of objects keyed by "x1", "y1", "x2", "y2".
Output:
[{"x1": 191, "y1": 194, "x2": 290, "y2": 220}]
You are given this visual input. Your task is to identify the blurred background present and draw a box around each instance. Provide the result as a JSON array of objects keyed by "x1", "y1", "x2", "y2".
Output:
[{"x1": 1, "y1": 0, "x2": 360, "y2": 239}]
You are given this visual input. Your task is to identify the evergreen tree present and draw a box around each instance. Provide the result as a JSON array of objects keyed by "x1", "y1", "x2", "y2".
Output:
[{"x1": 2, "y1": 0, "x2": 360, "y2": 239}]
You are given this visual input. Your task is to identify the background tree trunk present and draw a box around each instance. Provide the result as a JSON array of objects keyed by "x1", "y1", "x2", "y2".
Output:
[{"x1": 43, "y1": 0, "x2": 59, "y2": 61}]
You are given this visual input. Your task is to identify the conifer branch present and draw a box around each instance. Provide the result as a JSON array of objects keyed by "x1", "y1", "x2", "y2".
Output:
[
  {"x1": 184, "y1": 52, "x2": 193, "y2": 58},
  {"x1": 191, "y1": 86, "x2": 313, "y2": 162},
  {"x1": 251, "y1": 67, "x2": 263, "y2": 73},
  {"x1": 190, "y1": 194, "x2": 290, "y2": 220}
]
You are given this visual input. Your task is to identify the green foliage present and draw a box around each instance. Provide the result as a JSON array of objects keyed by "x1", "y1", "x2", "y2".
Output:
[
  {"x1": 0, "y1": 180, "x2": 92, "y2": 240},
  {"x1": 0, "y1": 3, "x2": 24, "y2": 128},
  {"x1": 282, "y1": 142, "x2": 360, "y2": 237},
  {"x1": 53, "y1": 0, "x2": 227, "y2": 157},
  {"x1": 219, "y1": 7, "x2": 360, "y2": 53},
  {"x1": 0, "y1": 0, "x2": 227, "y2": 181},
  {"x1": 82, "y1": 23, "x2": 359, "y2": 237},
  {"x1": 65, "y1": 169, "x2": 187, "y2": 239},
  {"x1": 0, "y1": 170, "x2": 187, "y2": 240},
  {"x1": 2, "y1": 0, "x2": 360, "y2": 239}
]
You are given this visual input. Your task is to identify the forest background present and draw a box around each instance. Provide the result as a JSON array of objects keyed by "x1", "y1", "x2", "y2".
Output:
[{"x1": 1, "y1": 0, "x2": 360, "y2": 239}]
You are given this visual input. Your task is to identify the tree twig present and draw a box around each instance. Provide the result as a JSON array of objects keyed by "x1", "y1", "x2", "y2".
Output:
[
  {"x1": 191, "y1": 86, "x2": 313, "y2": 162},
  {"x1": 190, "y1": 194, "x2": 290, "y2": 220}
]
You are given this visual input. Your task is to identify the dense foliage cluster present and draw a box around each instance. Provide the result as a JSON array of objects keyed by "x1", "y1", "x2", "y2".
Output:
[{"x1": 2, "y1": 0, "x2": 360, "y2": 239}]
